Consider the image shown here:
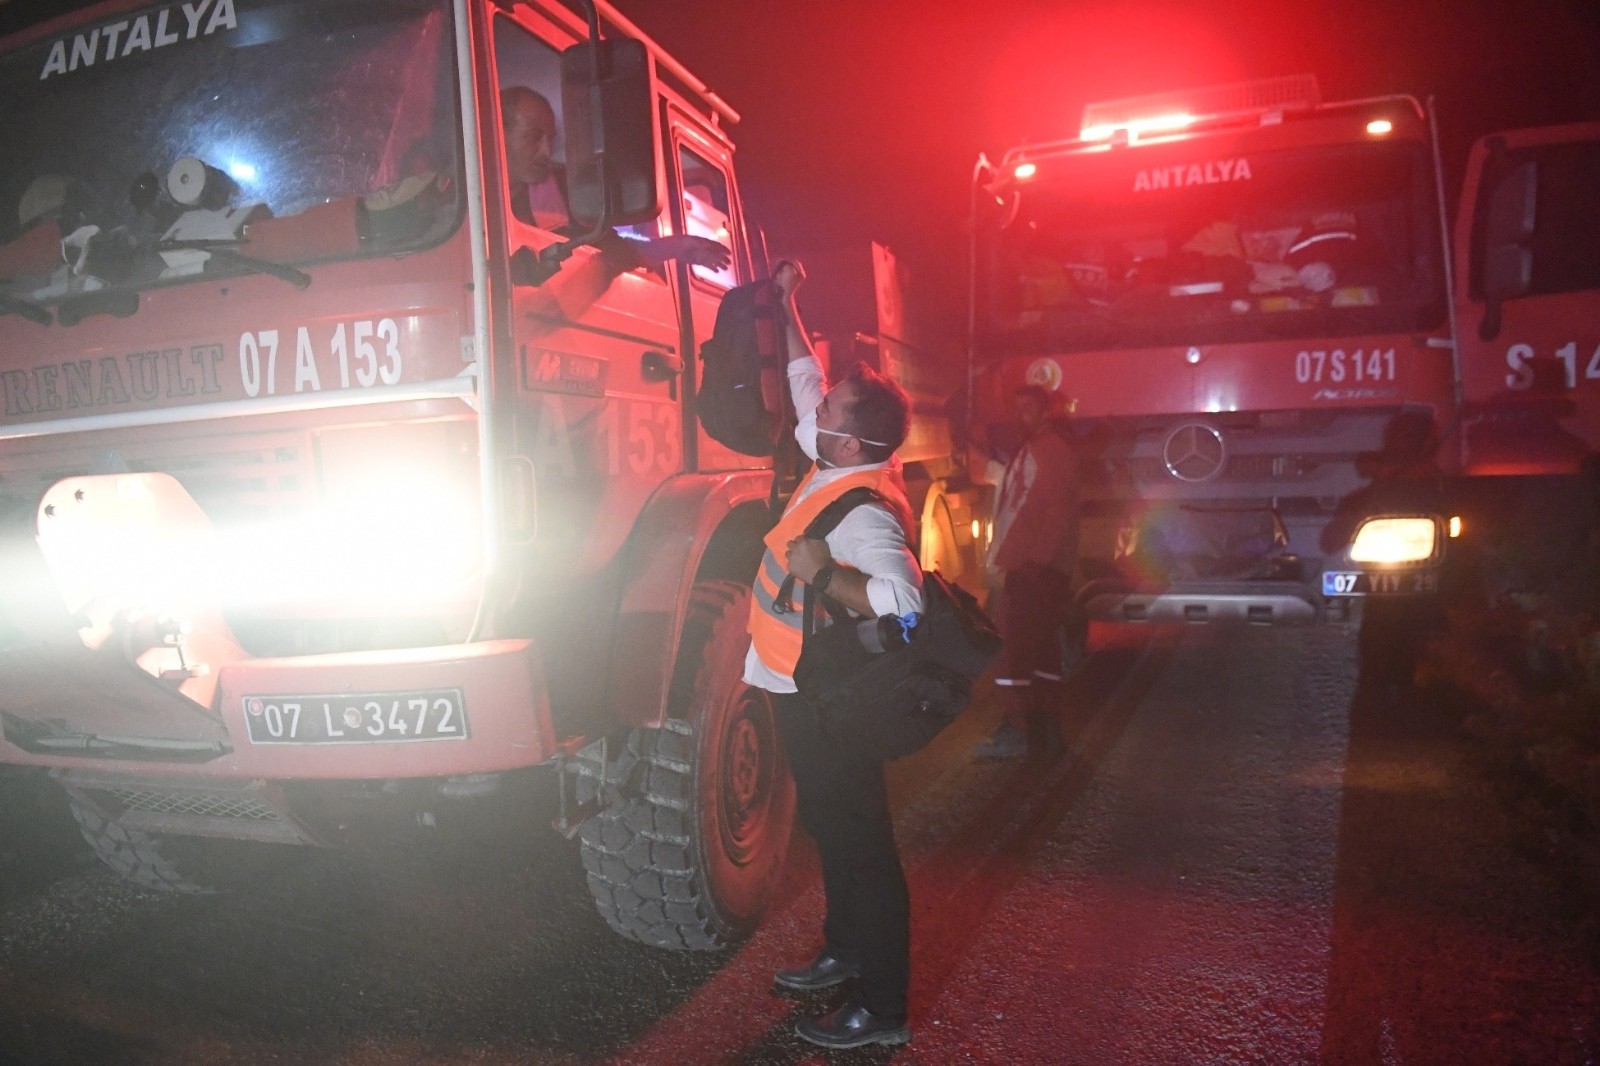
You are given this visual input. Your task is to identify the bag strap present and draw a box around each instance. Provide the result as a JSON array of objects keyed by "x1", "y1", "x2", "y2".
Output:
[
  {"x1": 752, "y1": 279, "x2": 782, "y2": 369},
  {"x1": 756, "y1": 277, "x2": 804, "y2": 518},
  {"x1": 806, "y1": 485, "x2": 886, "y2": 539},
  {"x1": 773, "y1": 486, "x2": 885, "y2": 621}
]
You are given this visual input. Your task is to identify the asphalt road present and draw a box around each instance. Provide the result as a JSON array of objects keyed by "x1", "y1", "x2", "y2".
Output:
[{"x1": 1, "y1": 621, "x2": 1596, "y2": 1065}]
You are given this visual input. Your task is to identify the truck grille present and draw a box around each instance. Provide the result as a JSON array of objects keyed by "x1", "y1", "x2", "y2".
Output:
[
  {"x1": 138, "y1": 441, "x2": 312, "y2": 523},
  {"x1": 1227, "y1": 454, "x2": 1329, "y2": 480},
  {"x1": 1118, "y1": 453, "x2": 1331, "y2": 483},
  {"x1": 0, "y1": 431, "x2": 314, "y2": 524},
  {"x1": 101, "y1": 788, "x2": 282, "y2": 822}
]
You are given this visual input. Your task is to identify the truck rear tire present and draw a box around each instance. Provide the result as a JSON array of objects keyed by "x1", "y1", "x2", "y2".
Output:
[{"x1": 580, "y1": 581, "x2": 795, "y2": 950}]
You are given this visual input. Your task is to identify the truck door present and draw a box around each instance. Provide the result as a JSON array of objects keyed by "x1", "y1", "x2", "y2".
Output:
[
  {"x1": 664, "y1": 110, "x2": 764, "y2": 473},
  {"x1": 1455, "y1": 123, "x2": 1600, "y2": 474},
  {"x1": 490, "y1": 12, "x2": 684, "y2": 571}
]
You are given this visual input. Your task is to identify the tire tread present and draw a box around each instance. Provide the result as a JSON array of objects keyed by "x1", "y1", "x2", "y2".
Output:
[{"x1": 578, "y1": 580, "x2": 773, "y2": 952}]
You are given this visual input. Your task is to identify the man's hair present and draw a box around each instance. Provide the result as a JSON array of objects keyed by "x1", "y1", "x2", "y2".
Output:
[
  {"x1": 842, "y1": 362, "x2": 911, "y2": 463},
  {"x1": 501, "y1": 85, "x2": 552, "y2": 114},
  {"x1": 501, "y1": 86, "x2": 556, "y2": 137},
  {"x1": 1014, "y1": 384, "x2": 1052, "y2": 408}
]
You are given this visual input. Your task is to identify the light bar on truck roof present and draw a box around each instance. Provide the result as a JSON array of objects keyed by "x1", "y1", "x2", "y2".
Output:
[
  {"x1": 1080, "y1": 111, "x2": 1196, "y2": 143},
  {"x1": 1079, "y1": 73, "x2": 1322, "y2": 142}
]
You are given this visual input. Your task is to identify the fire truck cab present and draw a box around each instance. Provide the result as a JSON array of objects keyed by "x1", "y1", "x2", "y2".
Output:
[
  {"x1": 1429, "y1": 121, "x2": 1600, "y2": 604},
  {"x1": 0, "y1": 0, "x2": 792, "y2": 951},
  {"x1": 971, "y1": 75, "x2": 1459, "y2": 629},
  {"x1": 1454, "y1": 123, "x2": 1600, "y2": 478}
]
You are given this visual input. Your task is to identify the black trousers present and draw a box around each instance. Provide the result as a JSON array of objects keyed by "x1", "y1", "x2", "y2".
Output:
[{"x1": 773, "y1": 690, "x2": 909, "y2": 1018}]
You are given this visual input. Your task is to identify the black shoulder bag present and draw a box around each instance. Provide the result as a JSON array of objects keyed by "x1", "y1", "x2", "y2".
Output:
[{"x1": 777, "y1": 488, "x2": 1002, "y2": 761}]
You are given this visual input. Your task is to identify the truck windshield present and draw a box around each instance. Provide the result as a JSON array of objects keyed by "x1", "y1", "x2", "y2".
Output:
[
  {"x1": 0, "y1": 0, "x2": 459, "y2": 298},
  {"x1": 979, "y1": 139, "x2": 1446, "y2": 355}
]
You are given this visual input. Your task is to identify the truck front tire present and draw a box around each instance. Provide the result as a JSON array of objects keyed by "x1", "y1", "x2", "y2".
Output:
[
  {"x1": 68, "y1": 796, "x2": 216, "y2": 894},
  {"x1": 580, "y1": 581, "x2": 795, "y2": 950}
]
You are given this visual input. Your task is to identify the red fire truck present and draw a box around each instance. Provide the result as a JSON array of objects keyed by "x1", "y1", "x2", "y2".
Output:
[
  {"x1": 0, "y1": 0, "x2": 797, "y2": 950},
  {"x1": 969, "y1": 75, "x2": 1600, "y2": 629},
  {"x1": 1449, "y1": 123, "x2": 1600, "y2": 556}
]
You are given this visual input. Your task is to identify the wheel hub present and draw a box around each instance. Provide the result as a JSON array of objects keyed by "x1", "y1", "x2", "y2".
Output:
[{"x1": 718, "y1": 691, "x2": 775, "y2": 865}]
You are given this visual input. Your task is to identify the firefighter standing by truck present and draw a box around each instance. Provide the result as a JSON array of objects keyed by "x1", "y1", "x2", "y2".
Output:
[
  {"x1": 745, "y1": 261, "x2": 921, "y2": 1050},
  {"x1": 975, "y1": 383, "x2": 1084, "y2": 759}
]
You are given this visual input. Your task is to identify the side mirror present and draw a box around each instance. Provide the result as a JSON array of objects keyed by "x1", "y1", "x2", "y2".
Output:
[
  {"x1": 1482, "y1": 159, "x2": 1536, "y2": 302},
  {"x1": 560, "y1": 37, "x2": 659, "y2": 228}
]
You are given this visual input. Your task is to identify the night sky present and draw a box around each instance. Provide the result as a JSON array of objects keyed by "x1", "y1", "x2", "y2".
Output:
[{"x1": 3, "y1": 0, "x2": 1598, "y2": 345}]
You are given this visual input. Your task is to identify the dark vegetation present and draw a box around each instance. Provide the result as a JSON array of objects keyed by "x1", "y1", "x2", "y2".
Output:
[{"x1": 1414, "y1": 476, "x2": 1600, "y2": 941}]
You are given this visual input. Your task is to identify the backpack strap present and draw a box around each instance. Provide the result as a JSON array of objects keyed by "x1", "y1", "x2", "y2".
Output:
[{"x1": 772, "y1": 486, "x2": 886, "y2": 619}]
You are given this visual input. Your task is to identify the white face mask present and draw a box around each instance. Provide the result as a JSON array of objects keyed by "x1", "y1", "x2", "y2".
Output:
[
  {"x1": 797, "y1": 407, "x2": 822, "y2": 464},
  {"x1": 798, "y1": 407, "x2": 891, "y2": 468}
]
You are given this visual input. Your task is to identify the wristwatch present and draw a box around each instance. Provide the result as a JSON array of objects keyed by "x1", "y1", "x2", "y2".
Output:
[{"x1": 810, "y1": 562, "x2": 838, "y2": 594}]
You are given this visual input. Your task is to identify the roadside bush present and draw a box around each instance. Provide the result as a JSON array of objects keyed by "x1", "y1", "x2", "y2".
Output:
[{"x1": 1417, "y1": 587, "x2": 1600, "y2": 878}]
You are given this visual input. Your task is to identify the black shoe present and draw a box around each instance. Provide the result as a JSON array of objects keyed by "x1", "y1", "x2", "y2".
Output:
[
  {"x1": 796, "y1": 1000, "x2": 911, "y2": 1049},
  {"x1": 774, "y1": 950, "x2": 860, "y2": 991}
]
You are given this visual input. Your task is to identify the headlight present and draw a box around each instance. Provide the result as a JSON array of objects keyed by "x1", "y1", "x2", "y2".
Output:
[
  {"x1": 1348, "y1": 517, "x2": 1437, "y2": 564},
  {"x1": 216, "y1": 470, "x2": 481, "y2": 612},
  {"x1": 35, "y1": 465, "x2": 483, "y2": 626}
]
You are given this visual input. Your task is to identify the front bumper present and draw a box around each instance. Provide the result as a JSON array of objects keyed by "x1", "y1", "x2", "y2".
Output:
[
  {"x1": 0, "y1": 638, "x2": 553, "y2": 779},
  {"x1": 1079, "y1": 578, "x2": 1319, "y2": 625}
]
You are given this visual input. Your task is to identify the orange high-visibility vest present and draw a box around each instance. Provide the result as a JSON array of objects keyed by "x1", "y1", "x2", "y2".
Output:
[{"x1": 748, "y1": 465, "x2": 912, "y2": 679}]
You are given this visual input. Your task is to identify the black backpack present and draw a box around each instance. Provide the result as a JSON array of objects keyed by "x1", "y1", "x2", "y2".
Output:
[
  {"x1": 784, "y1": 488, "x2": 1003, "y2": 761},
  {"x1": 697, "y1": 278, "x2": 789, "y2": 456}
]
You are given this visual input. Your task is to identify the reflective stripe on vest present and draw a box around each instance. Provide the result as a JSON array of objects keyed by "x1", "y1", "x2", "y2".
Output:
[{"x1": 747, "y1": 465, "x2": 908, "y2": 678}]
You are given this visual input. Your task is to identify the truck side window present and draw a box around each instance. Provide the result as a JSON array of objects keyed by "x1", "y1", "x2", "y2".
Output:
[
  {"x1": 1477, "y1": 141, "x2": 1600, "y2": 300},
  {"x1": 493, "y1": 17, "x2": 661, "y2": 245},
  {"x1": 678, "y1": 146, "x2": 735, "y2": 289},
  {"x1": 493, "y1": 20, "x2": 567, "y2": 236},
  {"x1": 1526, "y1": 142, "x2": 1600, "y2": 297}
]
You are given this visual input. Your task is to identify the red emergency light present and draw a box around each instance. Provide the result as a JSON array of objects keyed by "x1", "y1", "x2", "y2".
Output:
[{"x1": 1079, "y1": 73, "x2": 1322, "y2": 143}]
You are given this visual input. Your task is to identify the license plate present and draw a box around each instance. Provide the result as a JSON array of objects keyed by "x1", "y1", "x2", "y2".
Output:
[
  {"x1": 1322, "y1": 570, "x2": 1439, "y2": 597},
  {"x1": 242, "y1": 690, "x2": 468, "y2": 744}
]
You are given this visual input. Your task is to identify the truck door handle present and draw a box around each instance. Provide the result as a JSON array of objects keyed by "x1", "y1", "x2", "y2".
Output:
[{"x1": 641, "y1": 351, "x2": 682, "y2": 398}]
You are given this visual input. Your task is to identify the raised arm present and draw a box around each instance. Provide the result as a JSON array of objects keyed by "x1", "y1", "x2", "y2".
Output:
[{"x1": 774, "y1": 260, "x2": 817, "y2": 365}]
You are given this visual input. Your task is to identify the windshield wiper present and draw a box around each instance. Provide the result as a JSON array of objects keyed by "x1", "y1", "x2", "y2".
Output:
[
  {"x1": 44, "y1": 245, "x2": 309, "y2": 326},
  {"x1": 206, "y1": 246, "x2": 312, "y2": 290},
  {"x1": 161, "y1": 240, "x2": 311, "y2": 290},
  {"x1": 0, "y1": 292, "x2": 52, "y2": 326}
]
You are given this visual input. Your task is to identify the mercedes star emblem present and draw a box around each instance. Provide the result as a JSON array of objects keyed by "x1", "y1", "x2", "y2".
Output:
[{"x1": 1162, "y1": 423, "x2": 1226, "y2": 482}]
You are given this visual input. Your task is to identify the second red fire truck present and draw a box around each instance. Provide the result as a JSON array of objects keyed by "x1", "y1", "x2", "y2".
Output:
[{"x1": 969, "y1": 75, "x2": 1600, "y2": 629}]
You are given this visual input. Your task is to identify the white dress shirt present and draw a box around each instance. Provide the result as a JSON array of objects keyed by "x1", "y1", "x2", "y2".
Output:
[{"x1": 742, "y1": 355, "x2": 923, "y2": 693}]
